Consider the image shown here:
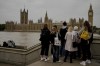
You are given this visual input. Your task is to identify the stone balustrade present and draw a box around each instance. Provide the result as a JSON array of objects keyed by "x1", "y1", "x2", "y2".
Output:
[
  {"x1": 0, "y1": 43, "x2": 41, "y2": 66},
  {"x1": 0, "y1": 34, "x2": 100, "y2": 66},
  {"x1": 91, "y1": 37, "x2": 100, "y2": 60}
]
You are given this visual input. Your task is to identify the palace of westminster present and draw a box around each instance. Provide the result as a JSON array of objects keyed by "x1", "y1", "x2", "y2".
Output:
[{"x1": 5, "y1": 5, "x2": 93, "y2": 32}]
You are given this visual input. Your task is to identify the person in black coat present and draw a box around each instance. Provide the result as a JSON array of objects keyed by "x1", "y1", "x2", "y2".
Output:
[
  {"x1": 59, "y1": 21, "x2": 68, "y2": 56},
  {"x1": 50, "y1": 27, "x2": 56, "y2": 56},
  {"x1": 39, "y1": 24, "x2": 50, "y2": 61}
]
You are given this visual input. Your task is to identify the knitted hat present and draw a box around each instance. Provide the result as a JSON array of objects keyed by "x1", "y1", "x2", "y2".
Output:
[{"x1": 74, "y1": 26, "x2": 78, "y2": 31}]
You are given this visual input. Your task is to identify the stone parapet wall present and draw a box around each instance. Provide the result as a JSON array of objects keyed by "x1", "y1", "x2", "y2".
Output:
[
  {"x1": 91, "y1": 37, "x2": 100, "y2": 60},
  {"x1": 0, "y1": 35, "x2": 100, "y2": 65},
  {"x1": 0, "y1": 43, "x2": 41, "y2": 66}
]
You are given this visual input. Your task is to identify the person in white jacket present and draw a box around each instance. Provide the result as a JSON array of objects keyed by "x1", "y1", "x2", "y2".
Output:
[{"x1": 64, "y1": 26, "x2": 77, "y2": 63}]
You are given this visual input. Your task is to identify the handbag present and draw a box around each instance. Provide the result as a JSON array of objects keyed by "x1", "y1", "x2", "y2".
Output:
[{"x1": 54, "y1": 37, "x2": 61, "y2": 46}]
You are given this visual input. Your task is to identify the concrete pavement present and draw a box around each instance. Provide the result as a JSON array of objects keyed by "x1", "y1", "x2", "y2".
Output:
[
  {"x1": 0, "y1": 63, "x2": 15, "y2": 66},
  {"x1": 0, "y1": 59, "x2": 100, "y2": 66},
  {"x1": 28, "y1": 58, "x2": 100, "y2": 66}
]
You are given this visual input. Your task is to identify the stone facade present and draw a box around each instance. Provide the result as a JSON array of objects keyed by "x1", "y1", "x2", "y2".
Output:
[
  {"x1": 20, "y1": 9, "x2": 28, "y2": 24},
  {"x1": 0, "y1": 43, "x2": 41, "y2": 66},
  {"x1": 88, "y1": 4, "x2": 93, "y2": 26},
  {"x1": 5, "y1": 5, "x2": 93, "y2": 32}
]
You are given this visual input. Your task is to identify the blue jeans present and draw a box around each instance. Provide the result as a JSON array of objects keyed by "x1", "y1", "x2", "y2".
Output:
[
  {"x1": 53, "y1": 45, "x2": 60, "y2": 62},
  {"x1": 60, "y1": 40, "x2": 65, "y2": 56}
]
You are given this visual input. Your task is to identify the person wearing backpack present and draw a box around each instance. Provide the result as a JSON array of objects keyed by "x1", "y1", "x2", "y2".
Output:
[
  {"x1": 72, "y1": 26, "x2": 80, "y2": 59},
  {"x1": 79, "y1": 21, "x2": 92, "y2": 66},
  {"x1": 59, "y1": 21, "x2": 68, "y2": 56},
  {"x1": 39, "y1": 24, "x2": 50, "y2": 61}
]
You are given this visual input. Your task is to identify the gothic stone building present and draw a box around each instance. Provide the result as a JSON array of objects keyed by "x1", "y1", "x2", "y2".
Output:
[{"x1": 5, "y1": 5, "x2": 93, "y2": 32}]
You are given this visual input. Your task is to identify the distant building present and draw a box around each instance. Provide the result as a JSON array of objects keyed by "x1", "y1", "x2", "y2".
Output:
[
  {"x1": 20, "y1": 9, "x2": 28, "y2": 24},
  {"x1": 5, "y1": 5, "x2": 93, "y2": 32},
  {"x1": 88, "y1": 4, "x2": 93, "y2": 26},
  {"x1": 38, "y1": 18, "x2": 42, "y2": 23}
]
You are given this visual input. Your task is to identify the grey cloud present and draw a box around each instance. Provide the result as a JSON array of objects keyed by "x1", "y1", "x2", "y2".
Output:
[{"x1": 0, "y1": 0, "x2": 100, "y2": 27}]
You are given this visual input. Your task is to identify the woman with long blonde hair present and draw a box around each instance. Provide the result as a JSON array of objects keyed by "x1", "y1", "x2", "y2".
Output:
[{"x1": 64, "y1": 26, "x2": 77, "y2": 63}]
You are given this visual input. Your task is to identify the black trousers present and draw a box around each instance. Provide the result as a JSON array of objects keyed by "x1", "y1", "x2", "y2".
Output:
[
  {"x1": 77, "y1": 44, "x2": 81, "y2": 58},
  {"x1": 87, "y1": 43, "x2": 91, "y2": 60},
  {"x1": 81, "y1": 39, "x2": 91, "y2": 61},
  {"x1": 64, "y1": 50, "x2": 73, "y2": 63},
  {"x1": 40, "y1": 42, "x2": 50, "y2": 56}
]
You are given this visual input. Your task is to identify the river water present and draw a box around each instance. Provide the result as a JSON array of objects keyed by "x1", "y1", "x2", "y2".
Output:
[
  {"x1": 0, "y1": 32, "x2": 40, "y2": 48},
  {"x1": 0, "y1": 32, "x2": 100, "y2": 48}
]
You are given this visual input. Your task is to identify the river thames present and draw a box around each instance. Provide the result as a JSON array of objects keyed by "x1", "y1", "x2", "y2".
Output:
[{"x1": 0, "y1": 32, "x2": 40, "y2": 48}]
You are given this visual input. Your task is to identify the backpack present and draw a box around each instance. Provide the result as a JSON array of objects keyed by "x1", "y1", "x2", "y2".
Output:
[
  {"x1": 73, "y1": 33, "x2": 81, "y2": 48},
  {"x1": 75, "y1": 33, "x2": 81, "y2": 43},
  {"x1": 7, "y1": 40, "x2": 16, "y2": 48},
  {"x1": 3, "y1": 41, "x2": 8, "y2": 47},
  {"x1": 3, "y1": 40, "x2": 16, "y2": 48},
  {"x1": 80, "y1": 30, "x2": 90, "y2": 40}
]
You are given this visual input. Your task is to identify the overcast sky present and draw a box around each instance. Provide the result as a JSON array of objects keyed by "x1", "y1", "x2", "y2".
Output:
[{"x1": 0, "y1": 0, "x2": 100, "y2": 27}]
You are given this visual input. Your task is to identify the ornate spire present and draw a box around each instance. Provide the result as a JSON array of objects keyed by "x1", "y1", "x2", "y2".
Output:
[
  {"x1": 44, "y1": 11, "x2": 48, "y2": 22},
  {"x1": 45, "y1": 11, "x2": 48, "y2": 18},
  {"x1": 23, "y1": 8, "x2": 25, "y2": 12},
  {"x1": 89, "y1": 4, "x2": 93, "y2": 11}
]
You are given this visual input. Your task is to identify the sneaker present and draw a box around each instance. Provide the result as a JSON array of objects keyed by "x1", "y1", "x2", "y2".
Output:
[
  {"x1": 47, "y1": 57, "x2": 50, "y2": 60},
  {"x1": 44, "y1": 58, "x2": 48, "y2": 61},
  {"x1": 51, "y1": 55, "x2": 53, "y2": 58},
  {"x1": 86, "y1": 60, "x2": 91, "y2": 64},
  {"x1": 80, "y1": 61, "x2": 86, "y2": 66},
  {"x1": 57, "y1": 60, "x2": 61, "y2": 63},
  {"x1": 41, "y1": 57, "x2": 44, "y2": 61}
]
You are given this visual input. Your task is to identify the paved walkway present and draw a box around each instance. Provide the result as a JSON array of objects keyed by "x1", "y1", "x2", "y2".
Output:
[
  {"x1": 28, "y1": 58, "x2": 100, "y2": 66},
  {"x1": 28, "y1": 60, "x2": 100, "y2": 66},
  {"x1": 0, "y1": 63, "x2": 15, "y2": 66},
  {"x1": 0, "y1": 58, "x2": 100, "y2": 66}
]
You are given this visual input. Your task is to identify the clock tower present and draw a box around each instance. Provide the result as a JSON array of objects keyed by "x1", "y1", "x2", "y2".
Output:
[{"x1": 88, "y1": 4, "x2": 93, "y2": 26}]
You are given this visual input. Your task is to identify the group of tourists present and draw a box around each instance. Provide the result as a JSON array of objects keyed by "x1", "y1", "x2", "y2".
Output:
[{"x1": 39, "y1": 20, "x2": 93, "y2": 66}]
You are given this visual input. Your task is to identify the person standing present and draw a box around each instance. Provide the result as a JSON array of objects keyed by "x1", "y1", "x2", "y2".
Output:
[
  {"x1": 52, "y1": 25, "x2": 61, "y2": 62},
  {"x1": 88, "y1": 26, "x2": 93, "y2": 60},
  {"x1": 72, "y1": 26, "x2": 79, "y2": 59},
  {"x1": 60, "y1": 21, "x2": 68, "y2": 56},
  {"x1": 64, "y1": 26, "x2": 77, "y2": 63},
  {"x1": 79, "y1": 21, "x2": 92, "y2": 66},
  {"x1": 50, "y1": 27, "x2": 56, "y2": 57},
  {"x1": 39, "y1": 24, "x2": 50, "y2": 61}
]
